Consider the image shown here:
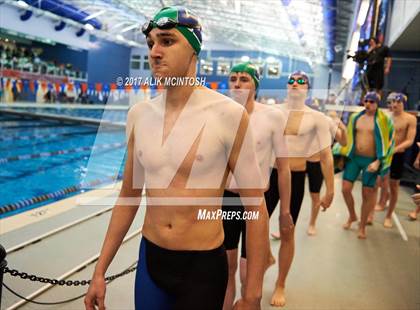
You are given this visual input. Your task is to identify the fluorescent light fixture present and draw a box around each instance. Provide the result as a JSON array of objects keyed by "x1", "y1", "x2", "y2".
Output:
[
  {"x1": 266, "y1": 56, "x2": 277, "y2": 63},
  {"x1": 116, "y1": 34, "x2": 125, "y2": 41},
  {"x1": 84, "y1": 10, "x2": 106, "y2": 21},
  {"x1": 110, "y1": 21, "x2": 132, "y2": 30},
  {"x1": 121, "y1": 24, "x2": 139, "y2": 33},
  {"x1": 16, "y1": 0, "x2": 29, "y2": 9},
  {"x1": 241, "y1": 56, "x2": 250, "y2": 62},
  {"x1": 342, "y1": 30, "x2": 360, "y2": 80},
  {"x1": 234, "y1": 0, "x2": 241, "y2": 13},
  {"x1": 84, "y1": 23, "x2": 94, "y2": 31},
  {"x1": 201, "y1": 32, "x2": 210, "y2": 41},
  {"x1": 357, "y1": 0, "x2": 370, "y2": 26}
]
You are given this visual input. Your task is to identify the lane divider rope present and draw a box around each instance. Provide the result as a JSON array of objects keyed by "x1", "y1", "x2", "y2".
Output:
[
  {"x1": 0, "y1": 172, "x2": 123, "y2": 216},
  {"x1": 0, "y1": 142, "x2": 125, "y2": 164}
]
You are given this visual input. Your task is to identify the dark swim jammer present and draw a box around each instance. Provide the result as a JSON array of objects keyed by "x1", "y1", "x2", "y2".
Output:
[
  {"x1": 266, "y1": 169, "x2": 306, "y2": 224},
  {"x1": 222, "y1": 190, "x2": 246, "y2": 258},
  {"x1": 264, "y1": 168, "x2": 280, "y2": 217},
  {"x1": 291, "y1": 171, "x2": 306, "y2": 224},
  {"x1": 223, "y1": 169, "x2": 279, "y2": 258},
  {"x1": 135, "y1": 237, "x2": 228, "y2": 310},
  {"x1": 390, "y1": 152, "x2": 405, "y2": 180},
  {"x1": 306, "y1": 161, "x2": 323, "y2": 193}
]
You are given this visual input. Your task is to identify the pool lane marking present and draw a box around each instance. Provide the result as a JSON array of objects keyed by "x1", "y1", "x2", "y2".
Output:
[
  {"x1": 0, "y1": 142, "x2": 125, "y2": 163},
  {"x1": 0, "y1": 173, "x2": 123, "y2": 216},
  {"x1": 0, "y1": 182, "x2": 122, "y2": 234},
  {"x1": 392, "y1": 212, "x2": 408, "y2": 241},
  {"x1": 5, "y1": 206, "x2": 114, "y2": 254},
  {"x1": 0, "y1": 145, "x2": 124, "y2": 184}
]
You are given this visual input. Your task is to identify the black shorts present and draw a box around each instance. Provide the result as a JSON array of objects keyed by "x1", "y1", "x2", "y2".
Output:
[
  {"x1": 306, "y1": 161, "x2": 324, "y2": 193},
  {"x1": 264, "y1": 168, "x2": 279, "y2": 217},
  {"x1": 223, "y1": 169, "x2": 279, "y2": 258},
  {"x1": 367, "y1": 68, "x2": 384, "y2": 90},
  {"x1": 222, "y1": 190, "x2": 246, "y2": 258},
  {"x1": 135, "y1": 237, "x2": 228, "y2": 310},
  {"x1": 291, "y1": 171, "x2": 306, "y2": 224},
  {"x1": 390, "y1": 152, "x2": 405, "y2": 180}
]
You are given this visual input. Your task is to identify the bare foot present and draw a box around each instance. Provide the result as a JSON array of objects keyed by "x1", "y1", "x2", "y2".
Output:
[
  {"x1": 307, "y1": 225, "x2": 317, "y2": 236},
  {"x1": 366, "y1": 215, "x2": 374, "y2": 225},
  {"x1": 408, "y1": 212, "x2": 417, "y2": 221},
  {"x1": 358, "y1": 228, "x2": 367, "y2": 239},
  {"x1": 374, "y1": 204, "x2": 385, "y2": 211},
  {"x1": 343, "y1": 216, "x2": 357, "y2": 230},
  {"x1": 270, "y1": 285, "x2": 286, "y2": 307},
  {"x1": 383, "y1": 217, "x2": 393, "y2": 228},
  {"x1": 271, "y1": 232, "x2": 281, "y2": 240}
]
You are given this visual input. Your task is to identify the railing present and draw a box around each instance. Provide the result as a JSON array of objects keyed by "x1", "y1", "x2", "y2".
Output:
[{"x1": 0, "y1": 58, "x2": 88, "y2": 81}]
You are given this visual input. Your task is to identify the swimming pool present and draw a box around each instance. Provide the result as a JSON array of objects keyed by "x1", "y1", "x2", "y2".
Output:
[
  {"x1": 1, "y1": 106, "x2": 129, "y2": 123},
  {"x1": 0, "y1": 108, "x2": 127, "y2": 218}
]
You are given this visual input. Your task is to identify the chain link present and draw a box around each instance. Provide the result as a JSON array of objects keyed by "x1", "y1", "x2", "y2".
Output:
[{"x1": 3, "y1": 265, "x2": 137, "y2": 286}]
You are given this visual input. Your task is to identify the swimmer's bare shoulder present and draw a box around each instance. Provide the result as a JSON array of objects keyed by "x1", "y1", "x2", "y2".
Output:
[
  {"x1": 200, "y1": 87, "x2": 248, "y2": 142},
  {"x1": 405, "y1": 111, "x2": 417, "y2": 123},
  {"x1": 125, "y1": 95, "x2": 163, "y2": 133},
  {"x1": 262, "y1": 103, "x2": 286, "y2": 121}
]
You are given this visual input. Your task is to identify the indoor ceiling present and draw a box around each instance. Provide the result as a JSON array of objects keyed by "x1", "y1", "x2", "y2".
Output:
[{"x1": 12, "y1": 0, "x2": 356, "y2": 64}]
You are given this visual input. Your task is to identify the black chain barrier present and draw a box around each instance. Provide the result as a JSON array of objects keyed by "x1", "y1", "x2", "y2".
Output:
[
  {"x1": 1, "y1": 263, "x2": 137, "y2": 305},
  {"x1": 0, "y1": 245, "x2": 6, "y2": 309}
]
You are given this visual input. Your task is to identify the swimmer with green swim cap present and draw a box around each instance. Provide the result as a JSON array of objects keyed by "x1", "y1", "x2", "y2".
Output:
[
  {"x1": 225, "y1": 61, "x2": 295, "y2": 309},
  {"x1": 142, "y1": 6, "x2": 202, "y2": 55},
  {"x1": 141, "y1": 6, "x2": 203, "y2": 81},
  {"x1": 229, "y1": 62, "x2": 261, "y2": 103},
  {"x1": 230, "y1": 62, "x2": 261, "y2": 90},
  {"x1": 85, "y1": 6, "x2": 270, "y2": 310}
]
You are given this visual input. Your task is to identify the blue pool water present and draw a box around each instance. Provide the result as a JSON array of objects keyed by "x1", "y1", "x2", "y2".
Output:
[{"x1": 0, "y1": 109, "x2": 127, "y2": 218}]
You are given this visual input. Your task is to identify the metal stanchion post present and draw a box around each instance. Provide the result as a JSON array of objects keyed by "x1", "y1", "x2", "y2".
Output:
[{"x1": 0, "y1": 244, "x2": 7, "y2": 308}]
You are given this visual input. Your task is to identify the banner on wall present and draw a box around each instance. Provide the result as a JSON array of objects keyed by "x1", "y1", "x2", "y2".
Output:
[
  {"x1": 376, "y1": 0, "x2": 390, "y2": 43},
  {"x1": 1, "y1": 75, "x2": 229, "y2": 103}
]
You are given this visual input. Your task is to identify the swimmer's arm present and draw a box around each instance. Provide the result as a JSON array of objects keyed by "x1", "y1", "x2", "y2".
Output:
[
  {"x1": 93, "y1": 131, "x2": 144, "y2": 278},
  {"x1": 414, "y1": 144, "x2": 420, "y2": 169},
  {"x1": 384, "y1": 56, "x2": 392, "y2": 75},
  {"x1": 319, "y1": 146, "x2": 334, "y2": 193},
  {"x1": 335, "y1": 120, "x2": 348, "y2": 146},
  {"x1": 228, "y1": 111, "x2": 268, "y2": 303},
  {"x1": 318, "y1": 118, "x2": 335, "y2": 208},
  {"x1": 276, "y1": 158, "x2": 291, "y2": 215},
  {"x1": 272, "y1": 115, "x2": 291, "y2": 215},
  {"x1": 394, "y1": 116, "x2": 417, "y2": 153}
]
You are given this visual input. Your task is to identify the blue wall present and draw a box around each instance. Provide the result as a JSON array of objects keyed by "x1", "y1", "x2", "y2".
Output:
[
  {"x1": 127, "y1": 48, "x2": 315, "y2": 99},
  {"x1": 197, "y1": 50, "x2": 313, "y2": 98},
  {"x1": 386, "y1": 51, "x2": 420, "y2": 110},
  {"x1": 87, "y1": 36, "x2": 130, "y2": 84}
]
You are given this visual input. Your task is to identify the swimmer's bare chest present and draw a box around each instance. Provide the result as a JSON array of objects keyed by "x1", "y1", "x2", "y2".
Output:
[
  {"x1": 355, "y1": 115, "x2": 375, "y2": 156},
  {"x1": 284, "y1": 111, "x2": 318, "y2": 170},
  {"x1": 132, "y1": 104, "x2": 229, "y2": 249},
  {"x1": 133, "y1": 103, "x2": 228, "y2": 186},
  {"x1": 393, "y1": 115, "x2": 409, "y2": 149},
  {"x1": 251, "y1": 112, "x2": 274, "y2": 166}
]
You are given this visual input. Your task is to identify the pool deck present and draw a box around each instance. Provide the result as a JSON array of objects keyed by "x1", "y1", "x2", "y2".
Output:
[{"x1": 1, "y1": 174, "x2": 419, "y2": 310}]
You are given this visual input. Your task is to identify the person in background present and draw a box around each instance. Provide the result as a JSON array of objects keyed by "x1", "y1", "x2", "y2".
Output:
[{"x1": 334, "y1": 91, "x2": 394, "y2": 239}]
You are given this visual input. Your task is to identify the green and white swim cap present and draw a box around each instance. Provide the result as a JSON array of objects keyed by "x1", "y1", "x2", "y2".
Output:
[
  {"x1": 230, "y1": 62, "x2": 260, "y2": 89},
  {"x1": 147, "y1": 6, "x2": 203, "y2": 55}
]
